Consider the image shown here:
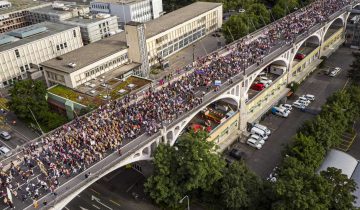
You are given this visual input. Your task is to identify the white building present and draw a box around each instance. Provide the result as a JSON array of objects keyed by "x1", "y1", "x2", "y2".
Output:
[
  {"x1": 0, "y1": 22, "x2": 83, "y2": 87},
  {"x1": 145, "y1": 1, "x2": 223, "y2": 65},
  {"x1": 90, "y1": 0, "x2": 163, "y2": 27},
  {"x1": 61, "y1": 13, "x2": 119, "y2": 44},
  {"x1": 41, "y1": 32, "x2": 142, "y2": 88},
  {"x1": 28, "y1": 3, "x2": 90, "y2": 24}
]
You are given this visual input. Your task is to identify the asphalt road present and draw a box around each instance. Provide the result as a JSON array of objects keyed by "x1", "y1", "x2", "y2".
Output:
[
  {"x1": 228, "y1": 46, "x2": 356, "y2": 178},
  {"x1": 64, "y1": 164, "x2": 158, "y2": 210}
]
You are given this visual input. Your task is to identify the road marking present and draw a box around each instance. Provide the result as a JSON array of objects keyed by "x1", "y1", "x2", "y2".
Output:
[
  {"x1": 0, "y1": 139, "x2": 14, "y2": 150},
  {"x1": 89, "y1": 188, "x2": 100, "y2": 195},
  {"x1": 91, "y1": 195, "x2": 112, "y2": 210},
  {"x1": 2, "y1": 207, "x2": 8, "y2": 210},
  {"x1": 77, "y1": 195, "x2": 81, "y2": 198},
  {"x1": 92, "y1": 204, "x2": 101, "y2": 209},
  {"x1": 109, "y1": 199, "x2": 121, "y2": 207},
  {"x1": 342, "y1": 77, "x2": 350, "y2": 91},
  {"x1": 64, "y1": 207, "x2": 70, "y2": 210},
  {"x1": 79, "y1": 207, "x2": 88, "y2": 210},
  {"x1": 19, "y1": 173, "x2": 41, "y2": 188}
]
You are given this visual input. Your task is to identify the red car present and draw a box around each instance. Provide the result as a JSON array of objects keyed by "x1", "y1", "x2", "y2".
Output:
[
  {"x1": 251, "y1": 83, "x2": 265, "y2": 91},
  {"x1": 295, "y1": 53, "x2": 305, "y2": 60}
]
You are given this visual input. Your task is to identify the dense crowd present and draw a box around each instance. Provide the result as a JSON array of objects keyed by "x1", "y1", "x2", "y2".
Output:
[{"x1": 0, "y1": 0, "x2": 352, "y2": 208}]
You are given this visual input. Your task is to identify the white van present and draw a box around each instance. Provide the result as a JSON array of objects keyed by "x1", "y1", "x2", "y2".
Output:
[
  {"x1": 253, "y1": 123, "x2": 271, "y2": 135},
  {"x1": 247, "y1": 138, "x2": 262, "y2": 149},
  {"x1": 250, "y1": 127, "x2": 268, "y2": 140},
  {"x1": 249, "y1": 134, "x2": 265, "y2": 145},
  {"x1": 271, "y1": 107, "x2": 289, "y2": 118}
]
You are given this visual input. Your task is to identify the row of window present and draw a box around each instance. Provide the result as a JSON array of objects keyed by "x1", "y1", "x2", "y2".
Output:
[
  {"x1": 56, "y1": 42, "x2": 68, "y2": 51},
  {"x1": 47, "y1": 71, "x2": 65, "y2": 83},
  {"x1": 19, "y1": 64, "x2": 30, "y2": 72},
  {"x1": 91, "y1": 3, "x2": 109, "y2": 10},
  {"x1": 76, "y1": 53, "x2": 128, "y2": 82},
  {"x1": 2, "y1": 75, "x2": 24, "y2": 87}
]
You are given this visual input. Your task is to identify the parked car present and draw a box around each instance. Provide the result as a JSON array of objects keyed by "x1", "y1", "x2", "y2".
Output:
[
  {"x1": 251, "y1": 83, "x2": 265, "y2": 91},
  {"x1": 253, "y1": 123, "x2": 271, "y2": 135},
  {"x1": 298, "y1": 96, "x2": 311, "y2": 105},
  {"x1": 249, "y1": 134, "x2": 266, "y2": 145},
  {"x1": 295, "y1": 53, "x2": 305, "y2": 60},
  {"x1": 247, "y1": 138, "x2": 262, "y2": 149},
  {"x1": 0, "y1": 146, "x2": 11, "y2": 156},
  {"x1": 303, "y1": 94, "x2": 315, "y2": 101},
  {"x1": 259, "y1": 77, "x2": 273, "y2": 83},
  {"x1": 229, "y1": 148, "x2": 243, "y2": 160},
  {"x1": 250, "y1": 127, "x2": 268, "y2": 140},
  {"x1": 292, "y1": 101, "x2": 306, "y2": 109},
  {"x1": 295, "y1": 99, "x2": 309, "y2": 107},
  {"x1": 280, "y1": 104, "x2": 292, "y2": 111},
  {"x1": 259, "y1": 80, "x2": 270, "y2": 88},
  {"x1": 329, "y1": 67, "x2": 341, "y2": 77},
  {"x1": 271, "y1": 107, "x2": 289, "y2": 118},
  {"x1": 0, "y1": 131, "x2": 11, "y2": 140}
]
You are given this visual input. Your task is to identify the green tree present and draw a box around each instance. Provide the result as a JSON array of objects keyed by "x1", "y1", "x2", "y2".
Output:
[
  {"x1": 145, "y1": 131, "x2": 225, "y2": 208},
  {"x1": 349, "y1": 52, "x2": 360, "y2": 83},
  {"x1": 286, "y1": 133, "x2": 325, "y2": 170},
  {"x1": 320, "y1": 167, "x2": 358, "y2": 210},
  {"x1": 7, "y1": 80, "x2": 48, "y2": 122},
  {"x1": 222, "y1": 14, "x2": 250, "y2": 43},
  {"x1": 220, "y1": 161, "x2": 263, "y2": 210},
  {"x1": 247, "y1": 3, "x2": 271, "y2": 25}
]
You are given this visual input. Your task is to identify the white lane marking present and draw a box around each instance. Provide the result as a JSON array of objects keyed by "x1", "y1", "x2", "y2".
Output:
[
  {"x1": 0, "y1": 139, "x2": 14, "y2": 150},
  {"x1": 91, "y1": 195, "x2": 112, "y2": 210},
  {"x1": 92, "y1": 204, "x2": 100, "y2": 209}
]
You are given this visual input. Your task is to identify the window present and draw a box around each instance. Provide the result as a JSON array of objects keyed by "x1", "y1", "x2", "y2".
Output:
[
  {"x1": 64, "y1": 42, "x2": 67, "y2": 48},
  {"x1": 60, "y1": 44, "x2": 64, "y2": 49},
  {"x1": 20, "y1": 66, "x2": 25, "y2": 72},
  {"x1": 56, "y1": 45, "x2": 60, "y2": 51},
  {"x1": 73, "y1": 30, "x2": 77, "y2": 38},
  {"x1": 14, "y1": 49, "x2": 20, "y2": 58}
]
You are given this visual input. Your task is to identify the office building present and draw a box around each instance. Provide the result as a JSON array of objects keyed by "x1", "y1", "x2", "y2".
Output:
[
  {"x1": 0, "y1": 0, "x2": 50, "y2": 34},
  {"x1": 0, "y1": 22, "x2": 83, "y2": 87},
  {"x1": 28, "y1": 3, "x2": 90, "y2": 24},
  {"x1": 90, "y1": 0, "x2": 163, "y2": 27},
  {"x1": 144, "y1": 1, "x2": 223, "y2": 65},
  {"x1": 61, "y1": 13, "x2": 119, "y2": 44},
  {"x1": 41, "y1": 27, "x2": 146, "y2": 88}
]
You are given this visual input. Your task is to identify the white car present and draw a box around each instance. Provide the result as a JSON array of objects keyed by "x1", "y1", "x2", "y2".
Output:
[
  {"x1": 292, "y1": 101, "x2": 306, "y2": 109},
  {"x1": 249, "y1": 134, "x2": 266, "y2": 144},
  {"x1": 253, "y1": 123, "x2": 271, "y2": 136},
  {"x1": 259, "y1": 80, "x2": 270, "y2": 87},
  {"x1": 329, "y1": 67, "x2": 341, "y2": 77},
  {"x1": 303, "y1": 94, "x2": 315, "y2": 101},
  {"x1": 247, "y1": 138, "x2": 262, "y2": 149},
  {"x1": 280, "y1": 104, "x2": 292, "y2": 111},
  {"x1": 0, "y1": 131, "x2": 11, "y2": 140},
  {"x1": 260, "y1": 77, "x2": 273, "y2": 83},
  {"x1": 0, "y1": 146, "x2": 11, "y2": 156},
  {"x1": 298, "y1": 97, "x2": 310, "y2": 105},
  {"x1": 295, "y1": 100, "x2": 309, "y2": 107}
]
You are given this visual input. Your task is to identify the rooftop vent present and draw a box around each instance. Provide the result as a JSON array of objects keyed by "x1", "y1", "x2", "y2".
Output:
[
  {"x1": 0, "y1": 35, "x2": 17, "y2": 46},
  {"x1": 0, "y1": 1, "x2": 11, "y2": 10},
  {"x1": 68, "y1": 63, "x2": 76, "y2": 68},
  {"x1": 8, "y1": 25, "x2": 47, "y2": 39}
]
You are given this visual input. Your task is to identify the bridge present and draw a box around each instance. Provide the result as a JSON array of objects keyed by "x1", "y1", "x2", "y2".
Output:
[{"x1": 0, "y1": 1, "x2": 359, "y2": 209}]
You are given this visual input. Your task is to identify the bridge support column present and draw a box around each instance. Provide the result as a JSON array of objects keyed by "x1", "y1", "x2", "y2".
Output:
[{"x1": 239, "y1": 99, "x2": 248, "y2": 132}]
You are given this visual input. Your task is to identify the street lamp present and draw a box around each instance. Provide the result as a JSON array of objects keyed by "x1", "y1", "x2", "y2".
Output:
[{"x1": 179, "y1": 195, "x2": 190, "y2": 210}]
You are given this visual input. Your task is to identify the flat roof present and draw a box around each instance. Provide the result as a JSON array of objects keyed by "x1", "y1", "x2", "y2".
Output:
[
  {"x1": 64, "y1": 15, "x2": 115, "y2": 25},
  {"x1": 93, "y1": 0, "x2": 145, "y2": 5},
  {"x1": 0, "y1": 0, "x2": 48, "y2": 15},
  {"x1": 0, "y1": 22, "x2": 78, "y2": 52},
  {"x1": 145, "y1": 2, "x2": 222, "y2": 38},
  {"x1": 30, "y1": 4, "x2": 89, "y2": 16},
  {"x1": 317, "y1": 149, "x2": 358, "y2": 178},
  {"x1": 41, "y1": 32, "x2": 128, "y2": 73}
]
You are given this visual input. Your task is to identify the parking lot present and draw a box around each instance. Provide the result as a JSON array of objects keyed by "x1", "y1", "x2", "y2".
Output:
[{"x1": 226, "y1": 46, "x2": 356, "y2": 178}]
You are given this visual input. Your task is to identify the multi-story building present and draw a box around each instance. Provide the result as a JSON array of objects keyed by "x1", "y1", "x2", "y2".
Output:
[
  {"x1": 28, "y1": 3, "x2": 90, "y2": 24},
  {"x1": 0, "y1": 22, "x2": 83, "y2": 87},
  {"x1": 41, "y1": 27, "x2": 147, "y2": 88},
  {"x1": 0, "y1": 0, "x2": 50, "y2": 34},
  {"x1": 90, "y1": 0, "x2": 163, "y2": 27},
  {"x1": 145, "y1": 1, "x2": 223, "y2": 65},
  {"x1": 61, "y1": 13, "x2": 119, "y2": 44}
]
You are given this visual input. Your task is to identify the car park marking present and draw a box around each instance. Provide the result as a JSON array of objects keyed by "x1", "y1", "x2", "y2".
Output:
[{"x1": 0, "y1": 140, "x2": 13, "y2": 150}]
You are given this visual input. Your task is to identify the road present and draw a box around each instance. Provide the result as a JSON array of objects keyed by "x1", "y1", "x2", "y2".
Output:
[
  {"x1": 64, "y1": 163, "x2": 158, "y2": 210},
  {"x1": 228, "y1": 46, "x2": 356, "y2": 178}
]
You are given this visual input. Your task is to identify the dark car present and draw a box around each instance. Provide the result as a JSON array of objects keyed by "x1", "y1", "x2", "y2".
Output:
[{"x1": 229, "y1": 148, "x2": 243, "y2": 160}]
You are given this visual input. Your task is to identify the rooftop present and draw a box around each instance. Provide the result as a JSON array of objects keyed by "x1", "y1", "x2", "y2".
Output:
[
  {"x1": 63, "y1": 14, "x2": 115, "y2": 26},
  {"x1": 0, "y1": 0, "x2": 49, "y2": 15},
  {"x1": 0, "y1": 22, "x2": 78, "y2": 52},
  {"x1": 92, "y1": 0, "x2": 146, "y2": 5},
  {"x1": 41, "y1": 32, "x2": 128, "y2": 73},
  {"x1": 30, "y1": 4, "x2": 89, "y2": 16},
  {"x1": 145, "y1": 1, "x2": 222, "y2": 38}
]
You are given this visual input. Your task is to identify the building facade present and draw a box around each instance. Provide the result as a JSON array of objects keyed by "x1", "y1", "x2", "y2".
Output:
[
  {"x1": 90, "y1": 0, "x2": 163, "y2": 27},
  {"x1": 0, "y1": 0, "x2": 50, "y2": 34},
  {"x1": 0, "y1": 22, "x2": 83, "y2": 87},
  {"x1": 145, "y1": 2, "x2": 223, "y2": 65},
  {"x1": 61, "y1": 14, "x2": 119, "y2": 44},
  {"x1": 28, "y1": 3, "x2": 90, "y2": 24}
]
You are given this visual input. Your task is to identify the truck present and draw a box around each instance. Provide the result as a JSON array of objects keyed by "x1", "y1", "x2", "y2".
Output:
[{"x1": 270, "y1": 65, "x2": 286, "y2": 75}]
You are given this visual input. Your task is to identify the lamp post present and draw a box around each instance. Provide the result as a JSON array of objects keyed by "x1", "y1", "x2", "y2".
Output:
[{"x1": 179, "y1": 195, "x2": 190, "y2": 210}]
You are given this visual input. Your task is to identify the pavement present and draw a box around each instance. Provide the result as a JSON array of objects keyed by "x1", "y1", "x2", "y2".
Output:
[{"x1": 225, "y1": 46, "x2": 356, "y2": 178}]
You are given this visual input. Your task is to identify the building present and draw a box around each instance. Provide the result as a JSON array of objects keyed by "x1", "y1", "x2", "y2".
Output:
[
  {"x1": 0, "y1": 0, "x2": 50, "y2": 34},
  {"x1": 0, "y1": 22, "x2": 83, "y2": 87},
  {"x1": 41, "y1": 18, "x2": 149, "y2": 89},
  {"x1": 61, "y1": 13, "x2": 119, "y2": 44},
  {"x1": 28, "y1": 2, "x2": 90, "y2": 24},
  {"x1": 144, "y1": 1, "x2": 223, "y2": 65},
  {"x1": 90, "y1": 0, "x2": 163, "y2": 27}
]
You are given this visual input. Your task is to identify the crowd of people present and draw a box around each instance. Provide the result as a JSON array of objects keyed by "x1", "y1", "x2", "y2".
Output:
[{"x1": 0, "y1": 0, "x2": 353, "y2": 208}]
